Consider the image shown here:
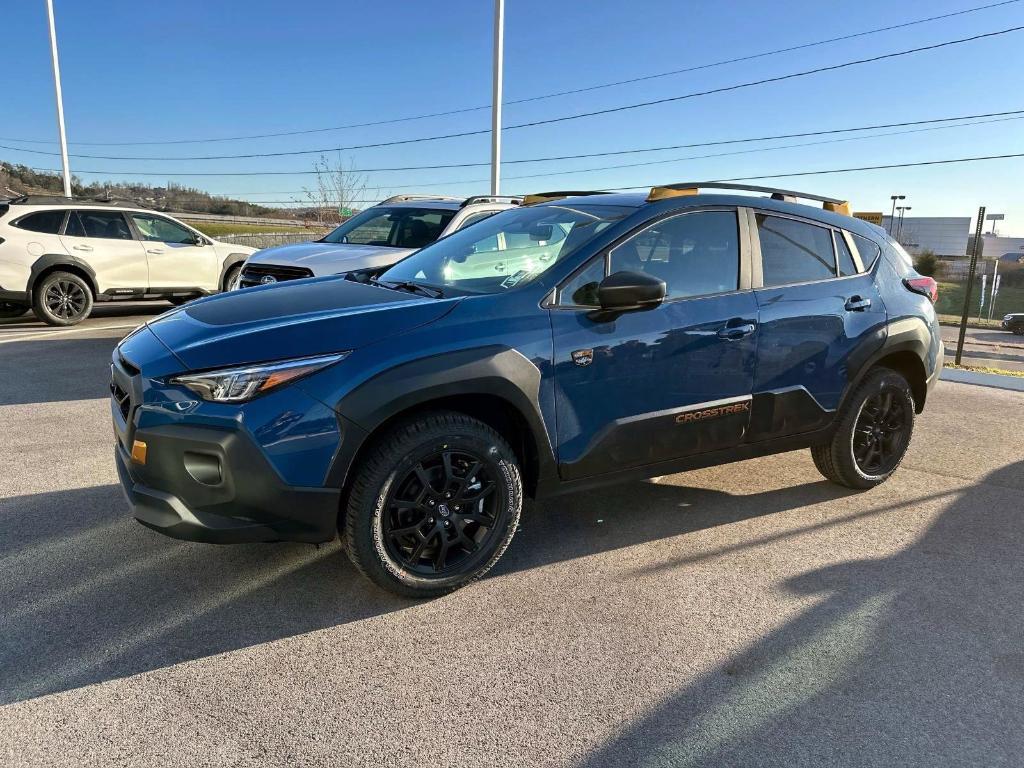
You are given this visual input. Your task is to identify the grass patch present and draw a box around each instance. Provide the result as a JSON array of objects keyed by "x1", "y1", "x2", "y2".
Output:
[
  {"x1": 946, "y1": 363, "x2": 1024, "y2": 378},
  {"x1": 935, "y1": 280, "x2": 1024, "y2": 321},
  {"x1": 183, "y1": 220, "x2": 327, "y2": 237},
  {"x1": 936, "y1": 314, "x2": 1002, "y2": 329}
]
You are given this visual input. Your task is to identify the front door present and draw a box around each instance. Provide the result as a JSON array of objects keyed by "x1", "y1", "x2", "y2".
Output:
[
  {"x1": 550, "y1": 208, "x2": 758, "y2": 481},
  {"x1": 129, "y1": 213, "x2": 219, "y2": 290},
  {"x1": 59, "y1": 210, "x2": 148, "y2": 291}
]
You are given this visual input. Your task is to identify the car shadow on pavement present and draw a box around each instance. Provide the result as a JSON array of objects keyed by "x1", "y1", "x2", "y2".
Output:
[
  {"x1": 574, "y1": 460, "x2": 1024, "y2": 767},
  {"x1": 0, "y1": 303, "x2": 166, "y2": 328},
  {"x1": 0, "y1": 474, "x2": 856, "y2": 707},
  {"x1": 0, "y1": 483, "x2": 412, "y2": 706},
  {"x1": 0, "y1": 336, "x2": 123, "y2": 406}
]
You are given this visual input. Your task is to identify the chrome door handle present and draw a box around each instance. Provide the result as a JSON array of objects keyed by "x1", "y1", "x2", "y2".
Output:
[
  {"x1": 146, "y1": 248, "x2": 165, "y2": 254},
  {"x1": 72, "y1": 244, "x2": 93, "y2": 252},
  {"x1": 717, "y1": 323, "x2": 756, "y2": 340},
  {"x1": 845, "y1": 296, "x2": 872, "y2": 311}
]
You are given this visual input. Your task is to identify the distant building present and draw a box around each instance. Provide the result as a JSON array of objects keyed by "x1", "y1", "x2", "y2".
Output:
[
  {"x1": 980, "y1": 235, "x2": 1024, "y2": 263},
  {"x1": 880, "y1": 216, "x2": 970, "y2": 257}
]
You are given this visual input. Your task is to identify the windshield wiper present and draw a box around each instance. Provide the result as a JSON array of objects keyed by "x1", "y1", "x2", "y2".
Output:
[{"x1": 376, "y1": 279, "x2": 444, "y2": 299}]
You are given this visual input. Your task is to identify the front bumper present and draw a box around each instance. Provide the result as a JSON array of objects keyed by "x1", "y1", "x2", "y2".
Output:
[{"x1": 116, "y1": 422, "x2": 340, "y2": 545}]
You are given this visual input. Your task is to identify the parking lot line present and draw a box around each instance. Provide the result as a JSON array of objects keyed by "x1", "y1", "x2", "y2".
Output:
[{"x1": 0, "y1": 322, "x2": 140, "y2": 345}]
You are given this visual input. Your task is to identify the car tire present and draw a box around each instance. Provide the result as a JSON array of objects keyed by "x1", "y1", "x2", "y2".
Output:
[
  {"x1": 31, "y1": 271, "x2": 94, "y2": 327},
  {"x1": 343, "y1": 410, "x2": 523, "y2": 598},
  {"x1": 811, "y1": 367, "x2": 915, "y2": 490},
  {"x1": 0, "y1": 302, "x2": 29, "y2": 319},
  {"x1": 223, "y1": 264, "x2": 242, "y2": 292}
]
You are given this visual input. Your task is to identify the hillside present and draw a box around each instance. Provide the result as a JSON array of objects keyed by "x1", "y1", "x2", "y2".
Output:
[{"x1": 0, "y1": 161, "x2": 313, "y2": 220}]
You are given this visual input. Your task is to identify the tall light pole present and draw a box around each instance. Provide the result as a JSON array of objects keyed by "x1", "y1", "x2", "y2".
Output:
[
  {"x1": 489, "y1": 0, "x2": 504, "y2": 196},
  {"x1": 896, "y1": 205, "x2": 912, "y2": 241},
  {"x1": 45, "y1": 0, "x2": 72, "y2": 198},
  {"x1": 888, "y1": 194, "x2": 905, "y2": 235}
]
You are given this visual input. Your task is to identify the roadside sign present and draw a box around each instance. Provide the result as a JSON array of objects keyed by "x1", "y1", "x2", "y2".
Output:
[{"x1": 854, "y1": 212, "x2": 884, "y2": 226}]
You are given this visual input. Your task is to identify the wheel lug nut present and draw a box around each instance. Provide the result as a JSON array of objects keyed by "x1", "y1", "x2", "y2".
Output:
[
  {"x1": 444, "y1": 492, "x2": 451, "y2": 499},
  {"x1": 444, "y1": 521, "x2": 450, "y2": 527},
  {"x1": 428, "y1": 500, "x2": 435, "y2": 506},
  {"x1": 453, "y1": 505, "x2": 460, "y2": 511}
]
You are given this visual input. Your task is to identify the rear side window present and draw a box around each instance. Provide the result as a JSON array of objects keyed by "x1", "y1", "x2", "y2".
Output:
[
  {"x1": 14, "y1": 210, "x2": 65, "y2": 234},
  {"x1": 457, "y1": 211, "x2": 498, "y2": 230},
  {"x1": 756, "y1": 214, "x2": 836, "y2": 286},
  {"x1": 65, "y1": 211, "x2": 133, "y2": 240},
  {"x1": 609, "y1": 210, "x2": 740, "y2": 299},
  {"x1": 852, "y1": 233, "x2": 882, "y2": 269},
  {"x1": 835, "y1": 232, "x2": 858, "y2": 276}
]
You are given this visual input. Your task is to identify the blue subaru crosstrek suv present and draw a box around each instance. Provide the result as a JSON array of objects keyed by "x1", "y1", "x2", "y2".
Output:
[{"x1": 112, "y1": 183, "x2": 942, "y2": 597}]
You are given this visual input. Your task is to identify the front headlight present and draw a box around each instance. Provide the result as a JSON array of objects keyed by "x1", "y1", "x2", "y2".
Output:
[{"x1": 169, "y1": 352, "x2": 348, "y2": 403}]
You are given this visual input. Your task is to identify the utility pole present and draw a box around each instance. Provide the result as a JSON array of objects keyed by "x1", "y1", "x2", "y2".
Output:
[
  {"x1": 896, "y1": 205, "x2": 912, "y2": 241},
  {"x1": 956, "y1": 206, "x2": 986, "y2": 365},
  {"x1": 45, "y1": 0, "x2": 72, "y2": 198},
  {"x1": 489, "y1": 0, "x2": 504, "y2": 196}
]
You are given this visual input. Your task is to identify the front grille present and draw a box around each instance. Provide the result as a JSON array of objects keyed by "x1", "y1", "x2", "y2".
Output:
[
  {"x1": 239, "y1": 263, "x2": 314, "y2": 288},
  {"x1": 110, "y1": 379, "x2": 131, "y2": 422}
]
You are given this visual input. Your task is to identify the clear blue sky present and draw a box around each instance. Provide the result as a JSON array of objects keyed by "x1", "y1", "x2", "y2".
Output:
[{"x1": 3, "y1": 0, "x2": 1023, "y2": 232}]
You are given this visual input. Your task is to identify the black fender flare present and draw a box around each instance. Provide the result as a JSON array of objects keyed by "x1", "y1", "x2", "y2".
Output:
[
  {"x1": 326, "y1": 346, "x2": 558, "y2": 492},
  {"x1": 840, "y1": 315, "x2": 934, "y2": 413},
  {"x1": 28, "y1": 254, "x2": 99, "y2": 297},
  {"x1": 218, "y1": 254, "x2": 250, "y2": 290}
]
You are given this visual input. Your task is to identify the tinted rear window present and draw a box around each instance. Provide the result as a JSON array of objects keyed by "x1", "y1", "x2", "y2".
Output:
[
  {"x1": 757, "y1": 214, "x2": 836, "y2": 286},
  {"x1": 852, "y1": 233, "x2": 883, "y2": 269},
  {"x1": 835, "y1": 232, "x2": 858, "y2": 276},
  {"x1": 14, "y1": 210, "x2": 65, "y2": 234}
]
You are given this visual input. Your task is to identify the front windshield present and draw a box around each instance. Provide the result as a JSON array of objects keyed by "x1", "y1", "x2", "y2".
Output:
[
  {"x1": 320, "y1": 206, "x2": 455, "y2": 249},
  {"x1": 378, "y1": 203, "x2": 633, "y2": 294}
]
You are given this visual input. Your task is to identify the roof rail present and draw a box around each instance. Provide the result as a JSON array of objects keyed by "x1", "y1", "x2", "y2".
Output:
[
  {"x1": 521, "y1": 190, "x2": 612, "y2": 206},
  {"x1": 6, "y1": 194, "x2": 153, "y2": 209},
  {"x1": 646, "y1": 182, "x2": 851, "y2": 215},
  {"x1": 378, "y1": 194, "x2": 463, "y2": 205},
  {"x1": 460, "y1": 195, "x2": 523, "y2": 208}
]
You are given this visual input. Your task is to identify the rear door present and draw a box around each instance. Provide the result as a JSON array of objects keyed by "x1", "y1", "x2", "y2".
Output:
[
  {"x1": 129, "y1": 213, "x2": 219, "y2": 290},
  {"x1": 59, "y1": 210, "x2": 148, "y2": 291},
  {"x1": 748, "y1": 210, "x2": 886, "y2": 440},
  {"x1": 550, "y1": 207, "x2": 759, "y2": 480}
]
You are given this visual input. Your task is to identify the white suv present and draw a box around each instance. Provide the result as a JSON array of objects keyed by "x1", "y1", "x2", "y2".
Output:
[
  {"x1": 0, "y1": 196, "x2": 256, "y2": 326},
  {"x1": 237, "y1": 195, "x2": 520, "y2": 289}
]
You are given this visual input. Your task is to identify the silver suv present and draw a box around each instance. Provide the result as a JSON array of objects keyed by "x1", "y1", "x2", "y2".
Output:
[{"x1": 237, "y1": 195, "x2": 520, "y2": 288}]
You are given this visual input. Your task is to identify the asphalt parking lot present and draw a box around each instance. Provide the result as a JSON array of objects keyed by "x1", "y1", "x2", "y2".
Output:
[{"x1": 1, "y1": 309, "x2": 1023, "y2": 767}]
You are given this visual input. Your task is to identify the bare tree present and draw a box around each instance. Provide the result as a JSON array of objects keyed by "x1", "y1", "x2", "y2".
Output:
[{"x1": 295, "y1": 154, "x2": 375, "y2": 226}]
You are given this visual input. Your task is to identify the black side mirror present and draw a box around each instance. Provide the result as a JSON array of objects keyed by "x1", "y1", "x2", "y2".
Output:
[
  {"x1": 596, "y1": 270, "x2": 666, "y2": 312},
  {"x1": 192, "y1": 233, "x2": 206, "y2": 246}
]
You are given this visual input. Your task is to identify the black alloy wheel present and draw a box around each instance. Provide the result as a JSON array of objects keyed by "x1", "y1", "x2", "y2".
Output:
[
  {"x1": 45, "y1": 279, "x2": 88, "y2": 320},
  {"x1": 382, "y1": 448, "x2": 499, "y2": 576},
  {"x1": 32, "y1": 270, "x2": 94, "y2": 327},
  {"x1": 852, "y1": 386, "x2": 911, "y2": 476},
  {"x1": 811, "y1": 367, "x2": 915, "y2": 489},
  {"x1": 343, "y1": 411, "x2": 523, "y2": 598}
]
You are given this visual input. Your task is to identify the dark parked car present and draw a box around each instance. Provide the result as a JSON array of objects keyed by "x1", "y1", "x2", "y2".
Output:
[
  {"x1": 111, "y1": 183, "x2": 943, "y2": 597},
  {"x1": 1001, "y1": 313, "x2": 1024, "y2": 334}
]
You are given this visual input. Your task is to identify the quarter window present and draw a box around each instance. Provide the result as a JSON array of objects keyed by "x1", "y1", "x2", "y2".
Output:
[
  {"x1": 851, "y1": 233, "x2": 882, "y2": 269},
  {"x1": 558, "y1": 256, "x2": 605, "y2": 307},
  {"x1": 65, "y1": 211, "x2": 133, "y2": 240},
  {"x1": 14, "y1": 210, "x2": 65, "y2": 234},
  {"x1": 608, "y1": 210, "x2": 740, "y2": 299},
  {"x1": 131, "y1": 214, "x2": 196, "y2": 244},
  {"x1": 756, "y1": 214, "x2": 836, "y2": 286},
  {"x1": 835, "y1": 232, "x2": 858, "y2": 276}
]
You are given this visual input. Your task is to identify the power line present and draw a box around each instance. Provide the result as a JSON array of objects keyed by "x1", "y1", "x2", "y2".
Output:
[
  {"x1": 22, "y1": 108, "x2": 1024, "y2": 178},
  {"x1": 159, "y1": 113, "x2": 1021, "y2": 197},
  {"x1": 1, "y1": 0, "x2": 1019, "y2": 148},
  {"x1": 3, "y1": 25, "x2": 1022, "y2": 163},
  {"x1": 609, "y1": 152, "x2": 1024, "y2": 190}
]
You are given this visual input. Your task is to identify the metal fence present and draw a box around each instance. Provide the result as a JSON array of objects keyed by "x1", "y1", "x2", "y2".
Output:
[{"x1": 216, "y1": 232, "x2": 326, "y2": 249}]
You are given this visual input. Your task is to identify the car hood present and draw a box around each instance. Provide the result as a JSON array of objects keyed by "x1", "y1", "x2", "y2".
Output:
[
  {"x1": 146, "y1": 275, "x2": 457, "y2": 371},
  {"x1": 246, "y1": 242, "x2": 414, "y2": 275}
]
